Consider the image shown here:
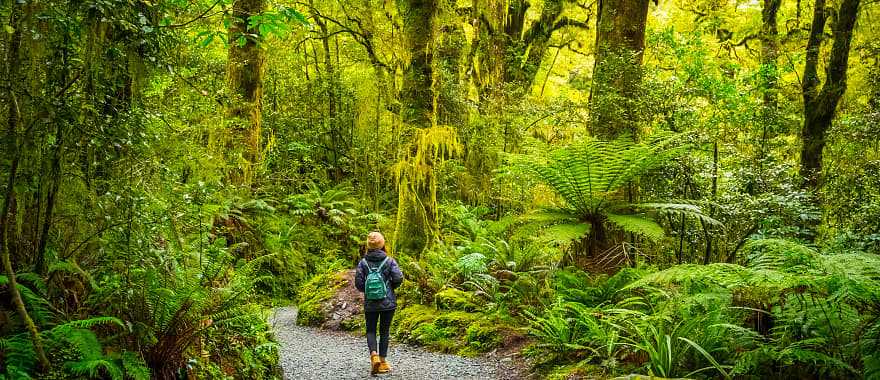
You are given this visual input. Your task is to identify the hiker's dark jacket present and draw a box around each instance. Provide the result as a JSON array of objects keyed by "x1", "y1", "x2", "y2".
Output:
[{"x1": 355, "y1": 248, "x2": 404, "y2": 312}]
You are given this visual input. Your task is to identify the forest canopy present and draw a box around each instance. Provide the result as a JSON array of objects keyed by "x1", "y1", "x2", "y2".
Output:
[{"x1": 1, "y1": 0, "x2": 879, "y2": 378}]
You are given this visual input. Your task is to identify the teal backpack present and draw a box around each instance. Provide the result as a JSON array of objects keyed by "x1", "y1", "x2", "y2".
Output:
[{"x1": 364, "y1": 257, "x2": 389, "y2": 301}]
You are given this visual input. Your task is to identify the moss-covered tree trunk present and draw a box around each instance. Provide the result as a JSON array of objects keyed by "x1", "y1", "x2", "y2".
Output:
[
  {"x1": 226, "y1": 0, "x2": 266, "y2": 186},
  {"x1": 434, "y1": 5, "x2": 465, "y2": 128},
  {"x1": 799, "y1": 0, "x2": 860, "y2": 190},
  {"x1": 398, "y1": 0, "x2": 434, "y2": 130},
  {"x1": 590, "y1": 0, "x2": 651, "y2": 140},
  {"x1": 395, "y1": 0, "x2": 437, "y2": 253},
  {"x1": 469, "y1": 0, "x2": 574, "y2": 105}
]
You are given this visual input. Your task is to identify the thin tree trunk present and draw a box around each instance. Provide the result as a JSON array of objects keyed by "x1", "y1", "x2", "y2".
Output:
[
  {"x1": 758, "y1": 0, "x2": 781, "y2": 162},
  {"x1": 2, "y1": 4, "x2": 49, "y2": 368},
  {"x1": 35, "y1": 32, "x2": 71, "y2": 275},
  {"x1": 704, "y1": 141, "x2": 719, "y2": 264}
]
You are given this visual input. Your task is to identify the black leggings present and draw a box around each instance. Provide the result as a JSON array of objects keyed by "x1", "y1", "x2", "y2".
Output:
[{"x1": 365, "y1": 309, "x2": 395, "y2": 357}]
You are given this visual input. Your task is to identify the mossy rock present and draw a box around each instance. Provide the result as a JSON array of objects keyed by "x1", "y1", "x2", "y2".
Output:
[
  {"x1": 463, "y1": 319, "x2": 503, "y2": 353},
  {"x1": 394, "y1": 304, "x2": 440, "y2": 342},
  {"x1": 295, "y1": 271, "x2": 346, "y2": 326},
  {"x1": 544, "y1": 362, "x2": 606, "y2": 380},
  {"x1": 434, "y1": 288, "x2": 478, "y2": 312},
  {"x1": 339, "y1": 315, "x2": 364, "y2": 331},
  {"x1": 410, "y1": 323, "x2": 458, "y2": 352},
  {"x1": 434, "y1": 311, "x2": 480, "y2": 333}
]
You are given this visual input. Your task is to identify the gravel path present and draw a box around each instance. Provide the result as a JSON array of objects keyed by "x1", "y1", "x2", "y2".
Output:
[{"x1": 270, "y1": 307, "x2": 523, "y2": 380}]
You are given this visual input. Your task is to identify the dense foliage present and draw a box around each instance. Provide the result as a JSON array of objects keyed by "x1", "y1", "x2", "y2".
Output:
[{"x1": 1, "y1": 0, "x2": 878, "y2": 379}]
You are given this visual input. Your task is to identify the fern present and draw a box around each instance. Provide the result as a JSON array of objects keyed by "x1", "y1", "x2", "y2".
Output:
[
  {"x1": 521, "y1": 135, "x2": 718, "y2": 266},
  {"x1": 0, "y1": 275, "x2": 52, "y2": 325},
  {"x1": 606, "y1": 213, "x2": 665, "y2": 241},
  {"x1": 0, "y1": 333, "x2": 37, "y2": 378},
  {"x1": 65, "y1": 359, "x2": 123, "y2": 380},
  {"x1": 120, "y1": 351, "x2": 151, "y2": 380}
]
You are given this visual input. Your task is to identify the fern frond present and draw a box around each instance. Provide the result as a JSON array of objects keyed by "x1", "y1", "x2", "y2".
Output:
[
  {"x1": 605, "y1": 212, "x2": 665, "y2": 241},
  {"x1": 529, "y1": 137, "x2": 687, "y2": 214},
  {"x1": 0, "y1": 333, "x2": 37, "y2": 376},
  {"x1": 0, "y1": 275, "x2": 52, "y2": 325},
  {"x1": 742, "y1": 239, "x2": 820, "y2": 273},
  {"x1": 65, "y1": 358, "x2": 123, "y2": 380},
  {"x1": 635, "y1": 202, "x2": 724, "y2": 228},
  {"x1": 49, "y1": 317, "x2": 124, "y2": 335},
  {"x1": 539, "y1": 223, "x2": 591, "y2": 246},
  {"x1": 121, "y1": 351, "x2": 151, "y2": 380}
]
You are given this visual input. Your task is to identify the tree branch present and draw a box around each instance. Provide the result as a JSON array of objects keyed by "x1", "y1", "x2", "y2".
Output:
[{"x1": 162, "y1": 0, "x2": 224, "y2": 29}]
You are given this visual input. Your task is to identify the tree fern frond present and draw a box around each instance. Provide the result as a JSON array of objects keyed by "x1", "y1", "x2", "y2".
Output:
[
  {"x1": 15, "y1": 273, "x2": 47, "y2": 296},
  {"x1": 539, "y1": 223, "x2": 591, "y2": 246},
  {"x1": 605, "y1": 213, "x2": 666, "y2": 241},
  {"x1": 742, "y1": 239, "x2": 820, "y2": 273},
  {"x1": 0, "y1": 275, "x2": 52, "y2": 325},
  {"x1": 635, "y1": 202, "x2": 724, "y2": 228}
]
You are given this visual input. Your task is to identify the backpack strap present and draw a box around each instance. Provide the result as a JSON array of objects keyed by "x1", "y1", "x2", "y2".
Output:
[
  {"x1": 375, "y1": 257, "x2": 389, "y2": 272},
  {"x1": 365, "y1": 257, "x2": 389, "y2": 273}
]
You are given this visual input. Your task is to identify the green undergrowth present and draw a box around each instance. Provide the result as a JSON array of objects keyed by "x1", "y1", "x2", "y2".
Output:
[{"x1": 393, "y1": 289, "x2": 512, "y2": 357}]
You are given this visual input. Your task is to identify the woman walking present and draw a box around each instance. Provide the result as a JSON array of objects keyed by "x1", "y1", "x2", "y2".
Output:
[{"x1": 355, "y1": 232, "x2": 404, "y2": 375}]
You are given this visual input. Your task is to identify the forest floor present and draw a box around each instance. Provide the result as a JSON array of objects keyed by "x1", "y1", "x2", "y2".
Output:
[{"x1": 269, "y1": 306, "x2": 526, "y2": 380}]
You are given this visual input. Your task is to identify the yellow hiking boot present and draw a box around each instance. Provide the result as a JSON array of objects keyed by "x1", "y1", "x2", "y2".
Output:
[
  {"x1": 370, "y1": 353, "x2": 381, "y2": 375},
  {"x1": 377, "y1": 357, "x2": 391, "y2": 373}
]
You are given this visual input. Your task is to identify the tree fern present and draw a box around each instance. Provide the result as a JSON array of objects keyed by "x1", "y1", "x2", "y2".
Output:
[{"x1": 521, "y1": 135, "x2": 719, "y2": 269}]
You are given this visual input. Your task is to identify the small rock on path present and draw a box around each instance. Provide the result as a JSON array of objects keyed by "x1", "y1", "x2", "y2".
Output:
[{"x1": 270, "y1": 306, "x2": 524, "y2": 380}]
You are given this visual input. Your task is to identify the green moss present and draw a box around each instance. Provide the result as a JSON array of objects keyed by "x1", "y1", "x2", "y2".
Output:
[
  {"x1": 295, "y1": 271, "x2": 345, "y2": 326},
  {"x1": 434, "y1": 288, "x2": 478, "y2": 312},
  {"x1": 463, "y1": 320, "x2": 503, "y2": 353},
  {"x1": 393, "y1": 304, "x2": 510, "y2": 356},
  {"x1": 544, "y1": 361, "x2": 605, "y2": 380},
  {"x1": 394, "y1": 304, "x2": 440, "y2": 342},
  {"x1": 411, "y1": 323, "x2": 458, "y2": 352},
  {"x1": 339, "y1": 315, "x2": 364, "y2": 331},
  {"x1": 434, "y1": 311, "x2": 480, "y2": 333}
]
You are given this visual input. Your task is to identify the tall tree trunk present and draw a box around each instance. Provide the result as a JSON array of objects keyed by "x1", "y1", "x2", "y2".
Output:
[
  {"x1": 394, "y1": 0, "x2": 437, "y2": 253},
  {"x1": 2, "y1": 4, "x2": 50, "y2": 369},
  {"x1": 398, "y1": 0, "x2": 434, "y2": 130},
  {"x1": 799, "y1": 0, "x2": 860, "y2": 190},
  {"x1": 434, "y1": 3, "x2": 465, "y2": 127},
  {"x1": 226, "y1": 0, "x2": 266, "y2": 186},
  {"x1": 590, "y1": 0, "x2": 651, "y2": 140},
  {"x1": 35, "y1": 31, "x2": 71, "y2": 275},
  {"x1": 758, "y1": 0, "x2": 781, "y2": 161},
  {"x1": 761, "y1": 0, "x2": 781, "y2": 113}
]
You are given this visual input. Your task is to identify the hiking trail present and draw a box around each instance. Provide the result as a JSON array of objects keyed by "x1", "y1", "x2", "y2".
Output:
[{"x1": 270, "y1": 306, "x2": 524, "y2": 380}]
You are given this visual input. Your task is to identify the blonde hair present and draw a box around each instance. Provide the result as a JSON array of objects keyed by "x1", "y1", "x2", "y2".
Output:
[{"x1": 367, "y1": 232, "x2": 386, "y2": 249}]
